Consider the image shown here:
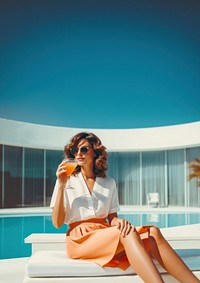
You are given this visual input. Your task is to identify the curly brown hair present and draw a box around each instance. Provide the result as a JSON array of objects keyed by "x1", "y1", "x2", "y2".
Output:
[{"x1": 64, "y1": 132, "x2": 108, "y2": 178}]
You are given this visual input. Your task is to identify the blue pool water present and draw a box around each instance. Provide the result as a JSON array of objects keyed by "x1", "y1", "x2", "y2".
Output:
[{"x1": 0, "y1": 212, "x2": 200, "y2": 260}]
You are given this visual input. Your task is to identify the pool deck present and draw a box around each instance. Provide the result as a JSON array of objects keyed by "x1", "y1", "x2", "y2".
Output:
[
  {"x1": 1, "y1": 205, "x2": 200, "y2": 216},
  {"x1": 0, "y1": 206, "x2": 200, "y2": 283}
]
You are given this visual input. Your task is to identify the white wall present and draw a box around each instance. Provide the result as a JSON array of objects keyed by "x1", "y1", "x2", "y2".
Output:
[{"x1": 0, "y1": 118, "x2": 200, "y2": 151}]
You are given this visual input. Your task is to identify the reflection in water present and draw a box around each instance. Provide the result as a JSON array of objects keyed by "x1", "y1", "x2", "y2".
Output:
[{"x1": 147, "y1": 214, "x2": 160, "y2": 223}]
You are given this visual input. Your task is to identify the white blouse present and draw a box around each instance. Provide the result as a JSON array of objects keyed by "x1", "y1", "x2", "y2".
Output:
[{"x1": 50, "y1": 172, "x2": 120, "y2": 224}]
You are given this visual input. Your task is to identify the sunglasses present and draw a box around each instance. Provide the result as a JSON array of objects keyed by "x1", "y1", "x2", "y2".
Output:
[{"x1": 70, "y1": 146, "x2": 90, "y2": 156}]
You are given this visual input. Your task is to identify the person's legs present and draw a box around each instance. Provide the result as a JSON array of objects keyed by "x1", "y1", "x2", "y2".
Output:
[
  {"x1": 120, "y1": 227, "x2": 164, "y2": 283},
  {"x1": 148, "y1": 226, "x2": 199, "y2": 283}
]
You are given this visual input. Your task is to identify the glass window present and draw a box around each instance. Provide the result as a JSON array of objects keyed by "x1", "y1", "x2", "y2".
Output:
[
  {"x1": 4, "y1": 145, "x2": 23, "y2": 208},
  {"x1": 142, "y1": 151, "x2": 165, "y2": 206},
  {"x1": 46, "y1": 150, "x2": 63, "y2": 206},
  {"x1": 24, "y1": 148, "x2": 44, "y2": 207},
  {"x1": 108, "y1": 152, "x2": 140, "y2": 205},
  {"x1": 167, "y1": 149, "x2": 185, "y2": 206},
  {"x1": 0, "y1": 143, "x2": 199, "y2": 208},
  {"x1": 187, "y1": 147, "x2": 200, "y2": 207}
]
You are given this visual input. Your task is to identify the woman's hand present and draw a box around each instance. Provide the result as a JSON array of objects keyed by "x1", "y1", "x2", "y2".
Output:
[
  {"x1": 111, "y1": 216, "x2": 134, "y2": 237},
  {"x1": 56, "y1": 161, "x2": 69, "y2": 187}
]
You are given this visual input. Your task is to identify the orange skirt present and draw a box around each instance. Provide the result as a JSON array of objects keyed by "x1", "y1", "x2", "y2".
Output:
[{"x1": 66, "y1": 218, "x2": 152, "y2": 271}]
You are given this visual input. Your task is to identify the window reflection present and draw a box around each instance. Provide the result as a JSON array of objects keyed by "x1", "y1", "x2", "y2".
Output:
[
  {"x1": 24, "y1": 148, "x2": 44, "y2": 207},
  {"x1": 4, "y1": 145, "x2": 22, "y2": 208},
  {"x1": 46, "y1": 150, "x2": 63, "y2": 206}
]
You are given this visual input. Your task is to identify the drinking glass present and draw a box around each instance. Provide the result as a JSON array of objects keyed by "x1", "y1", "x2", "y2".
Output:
[{"x1": 63, "y1": 158, "x2": 78, "y2": 189}]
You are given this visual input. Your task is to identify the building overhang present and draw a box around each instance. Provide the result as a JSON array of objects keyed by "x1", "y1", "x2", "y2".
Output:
[{"x1": 0, "y1": 118, "x2": 200, "y2": 151}]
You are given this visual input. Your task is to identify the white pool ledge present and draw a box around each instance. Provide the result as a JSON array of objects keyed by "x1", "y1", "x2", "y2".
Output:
[{"x1": 25, "y1": 224, "x2": 200, "y2": 255}]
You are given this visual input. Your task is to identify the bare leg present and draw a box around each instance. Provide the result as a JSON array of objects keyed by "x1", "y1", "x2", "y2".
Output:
[
  {"x1": 120, "y1": 228, "x2": 164, "y2": 283},
  {"x1": 148, "y1": 226, "x2": 199, "y2": 283}
]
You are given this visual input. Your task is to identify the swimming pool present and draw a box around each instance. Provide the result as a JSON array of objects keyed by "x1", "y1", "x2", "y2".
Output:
[{"x1": 0, "y1": 211, "x2": 200, "y2": 260}]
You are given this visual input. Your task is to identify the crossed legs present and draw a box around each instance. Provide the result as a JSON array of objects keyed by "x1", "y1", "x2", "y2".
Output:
[{"x1": 120, "y1": 226, "x2": 199, "y2": 283}]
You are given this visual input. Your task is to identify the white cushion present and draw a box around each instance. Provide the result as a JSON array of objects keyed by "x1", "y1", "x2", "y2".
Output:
[
  {"x1": 25, "y1": 249, "x2": 200, "y2": 278},
  {"x1": 25, "y1": 251, "x2": 166, "y2": 278}
]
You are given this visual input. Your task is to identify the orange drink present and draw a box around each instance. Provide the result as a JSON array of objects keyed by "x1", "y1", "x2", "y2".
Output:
[{"x1": 64, "y1": 161, "x2": 77, "y2": 176}]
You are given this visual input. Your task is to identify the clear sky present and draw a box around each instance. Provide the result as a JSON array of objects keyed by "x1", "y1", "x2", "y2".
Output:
[{"x1": 0, "y1": 0, "x2": 200, "y2": 129}]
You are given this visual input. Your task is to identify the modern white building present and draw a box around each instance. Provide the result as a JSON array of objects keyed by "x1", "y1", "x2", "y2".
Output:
[{"x1": 0, "y1": 118, "x2": 200, "y2": 208}]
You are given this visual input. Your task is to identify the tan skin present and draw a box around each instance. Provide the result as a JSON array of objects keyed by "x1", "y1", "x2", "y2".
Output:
[{"x1": 52, "y1": 139, "x2": 199, "y2": 283}]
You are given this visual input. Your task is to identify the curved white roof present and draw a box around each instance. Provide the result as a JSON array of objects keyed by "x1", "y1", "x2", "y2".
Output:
[{"x1": 0, "y1": 118, "x2": 200, "y2": 151}]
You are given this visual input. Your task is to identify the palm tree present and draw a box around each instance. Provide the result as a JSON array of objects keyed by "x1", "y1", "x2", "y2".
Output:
[{"x1": 188, "y1": 158, "x2": 200, "y2": 188}]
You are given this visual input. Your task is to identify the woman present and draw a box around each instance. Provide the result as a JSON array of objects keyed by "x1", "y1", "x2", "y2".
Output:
[{"x1": 50, "y1": 132, "x2": 199, "y2": 283}]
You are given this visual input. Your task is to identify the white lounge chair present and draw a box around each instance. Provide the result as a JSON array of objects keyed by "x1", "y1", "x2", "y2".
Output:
[
  {"x1": 23, "y1": 224, "x2": 200, "y2": 282},
  {"x1": 147, "y1": 192, "x2": 159, "y2": 207},
  {"x1": 23, "y1": 249, "x2": 200, "y2": 282}
]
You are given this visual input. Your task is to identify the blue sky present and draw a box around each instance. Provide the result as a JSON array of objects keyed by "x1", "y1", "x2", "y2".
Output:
[{"x1": 0, "y1": 0, "x2": 200, "y2": 129}]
